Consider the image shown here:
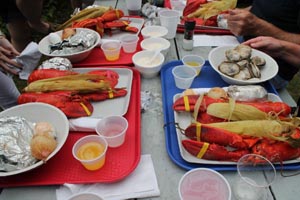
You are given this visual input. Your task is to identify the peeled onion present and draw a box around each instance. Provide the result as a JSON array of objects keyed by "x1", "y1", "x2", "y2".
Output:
[{"x1": 30, "y1": 122, "x2": 57, "y2": 160}]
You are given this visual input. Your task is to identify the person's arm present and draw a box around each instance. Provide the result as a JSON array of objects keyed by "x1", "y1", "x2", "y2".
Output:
[
  {"x1": 225, "y1": 9, "x2": 300, "y2": 44},
  {"x1": 243, "y1": 36, "x2": 300, "y2": 68},
  {"x1": 0, "y1": 31, "x2": 23, "y2": 75}
]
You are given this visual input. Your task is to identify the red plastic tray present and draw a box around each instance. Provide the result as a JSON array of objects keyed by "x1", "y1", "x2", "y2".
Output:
[
  {"x1": 73, "y1": 36, "x2": 143, "y2": 67},
  {"x1": 0, "y1": 67, "x2": 141, "y2": 187},
  {"x1": 164, "y1": 0, "x2": 233, "y2": 35}
]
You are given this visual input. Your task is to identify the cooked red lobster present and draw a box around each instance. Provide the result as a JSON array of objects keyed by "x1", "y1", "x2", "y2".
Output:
[{"x1": 19, "y1": 69, "x2": 127, "y2": 118}]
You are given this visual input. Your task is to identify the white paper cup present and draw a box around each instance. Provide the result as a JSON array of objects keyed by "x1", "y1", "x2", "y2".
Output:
[
  {"x1": 172, "y1": 65, "x2": 197, "y2": 89},
  {"x1": 72, "y1": 135, "x2": 108, "y2": 171},
  {"x1": 101, "y1": 41, "x2": 121, "y2": 61},
  {"x1": 125, "y1": 0, "x2": 142, "y2": 16},
  {"x1": 96, "y1": 116, "x2": 128, "y2": 148},
  {"x1": 182, "y1": 55, "x2": 205, "y2": 75},
  {"x1": 159, "y1": 10, "x2": 180, "y2": 39},
  {"x1": 67, "y1": 192, "x2": 104, "y2": 200},
  {"x1": 120, "y1": 34, "x2": 139, "y2": 53}
]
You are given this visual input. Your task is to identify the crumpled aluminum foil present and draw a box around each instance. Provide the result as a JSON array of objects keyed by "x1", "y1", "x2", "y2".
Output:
[
  {"x1": 50, "y1": 30, "x2": 97, "y2": 55},
  {"x1": 38, "y1": 57, "x2": 73, "y2": 71},
  {"x1": 227, "y1": 85, "x2": 268, "y2": 101},
  {"x1": 0, "y1": 117, "x2": 37, "y2": 172}
]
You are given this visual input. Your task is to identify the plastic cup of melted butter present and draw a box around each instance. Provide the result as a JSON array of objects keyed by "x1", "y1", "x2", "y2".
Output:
[
  {"x1": 182, "y1": 55, "x2": 205, "y2": 75},
  {"x1": 72, "y1": 135, "x2": 108, "y2": 171},
  {"x1": 101, "y1": 41, "x2": 121, "y2": 61}
]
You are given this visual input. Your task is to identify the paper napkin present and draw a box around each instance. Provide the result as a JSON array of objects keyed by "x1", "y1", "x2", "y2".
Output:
[
  {"x1": 69, "y1": 117, "x2": 102, "y2": 132},
  {"x1": 56, "y1": 154, "x2": 160, "y2": 200},
  {"x1": 15, "y1": 42, "x2": 42, "y2": 80}
]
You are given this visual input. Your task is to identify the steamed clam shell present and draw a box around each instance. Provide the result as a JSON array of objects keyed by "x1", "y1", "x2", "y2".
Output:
[
  {"x1": 218, "y1": 61, "x2": 240, "y2": 76},
  {"x1": 219, "y1": 44, "x2": 265, "y2": 81}
]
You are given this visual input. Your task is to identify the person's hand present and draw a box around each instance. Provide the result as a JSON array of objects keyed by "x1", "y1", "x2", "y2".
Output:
[
  {"x1": 224, "y1": 9, "x2": 261, "y2": 36},
  {"x1": 243, "y1": 36, "x2": 284, "y2": 58},
  {"x1": 0, "y1": 36, "x2": 23, "y2": 75}
]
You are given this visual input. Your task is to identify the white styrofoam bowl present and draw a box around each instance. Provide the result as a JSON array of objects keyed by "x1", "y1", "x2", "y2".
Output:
[
  {"x1": 38, "y1": 28, "x2": 101, "y2": 63},
  {"x1": 208, "y1": 46, "x2": 279, "y2": 85},
  {"x1": 141, "y1": 25, "x2": 168, "y2": 39},
  {"x1": 140, "y1": 37, "x2": 170, "y2": 57},
  {"x1": 132, "y1": 50, "x2": 165, "y2": 78},
  {"x1": 0, "y1": 102, "x2": 69, "y2": 176}
]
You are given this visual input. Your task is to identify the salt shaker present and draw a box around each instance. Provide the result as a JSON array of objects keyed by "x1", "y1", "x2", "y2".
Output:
[{"x1": 182, "y1": 19, "x2": 196, "y2": 51}]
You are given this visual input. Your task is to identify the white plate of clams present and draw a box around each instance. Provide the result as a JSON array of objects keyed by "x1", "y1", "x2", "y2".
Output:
[{"x1": 208, "y1": 45, "x2": 279, "y2": 85}]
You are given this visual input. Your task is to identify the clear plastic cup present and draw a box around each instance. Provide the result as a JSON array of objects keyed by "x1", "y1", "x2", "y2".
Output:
[
  {"x1": 125, "y1": 0, "x2": 142, "y2": 16},
  {"x1": 178, "y1": 168, "x2": 231, "y2": 200},
  {"x1": 120, "y1": 34, "x2": 139, "y2": 53},
  {"x1": 172, "y1": 65, "x2": 197, "y2": 89},
  {"x1": 101, "y1": 41, "x2": 121, "y2": 61},
  {"x1": 67, "y1": 192, "x2": 104, "y2": 200},
  {"x1": 182, "y1": 55, "x2": 205, "y2": 75},
  {"x1": 158, "y1": 10, "x2": 180, "y2": 39},
  {"x1": 72, "y1": 135, "x2": 108, "y2": 171},
  {"x1": 233, "y1": 154, "x2": 277, "y2": 200},
  {"x1": 95, "y1": 116, "x2": 128, "y2": 148}
]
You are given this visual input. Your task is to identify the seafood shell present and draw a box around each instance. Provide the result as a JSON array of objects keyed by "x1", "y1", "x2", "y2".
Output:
[
  {"x1": 251, "y1": 56, "x2": 266, "y2": 67},
  {"x1": 218, "y1": 61, "x2": 240, "y2": 77}
]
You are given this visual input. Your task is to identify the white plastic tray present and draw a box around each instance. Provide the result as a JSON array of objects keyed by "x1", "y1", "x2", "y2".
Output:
[
  {"x1": 173, "y1": 88, "x2": 300, "y2": 165},
  {"x1": 74, "y1": 67, "x2": 133, "y2": 117}
]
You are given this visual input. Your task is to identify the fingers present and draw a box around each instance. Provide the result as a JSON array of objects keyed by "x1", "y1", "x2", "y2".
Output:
[
  {"x1": 0, "y1": 60, "x2": 19, "y2": 75},
  {"x1": 0, "y1": 51, "x2": 23, "y2": 71}
]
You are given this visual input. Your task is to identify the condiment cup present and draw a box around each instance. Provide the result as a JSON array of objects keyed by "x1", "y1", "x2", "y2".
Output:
[
  {"x1": 178, "y1": 168, "x2": 231, "y2": 200},
  {"x1": 101, "y1": 41, "x2": 121, "y2": 61},
  {"x1": 72, "y1": 135, "x2": 108, "y2": 171},
  {"x1": 140, "y1": 37, "x2": 170, "y2": 56},
  {"x1": 141, "y1": 25, "x2": 168, "y2": 39},
  {"x1": 172, "y1": 65, "x2": 197, "y2": 89},
  {"x1": 132, "y1": 50, "x2": 165, "y2": 78},
  {"x1": 96, "y1": 116, "x2": 128, "y2": 148},
  {"x1": 120, "y1": 34, "x2": 139, "y2": 53},
  {"x1": 233, "y1": 154, "x2": 276, "y2": 200},
  {"x1": 67, "y1": 192, "x2": 104, "y2": 200},
  {"x1": 182, "y1": 55, "x2": 205, "y2": 75}
]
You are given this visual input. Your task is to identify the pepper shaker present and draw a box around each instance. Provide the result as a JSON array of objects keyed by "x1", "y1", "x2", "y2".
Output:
[{"x1": 182, "y1": 19, "x2": 196, "y2": 51}]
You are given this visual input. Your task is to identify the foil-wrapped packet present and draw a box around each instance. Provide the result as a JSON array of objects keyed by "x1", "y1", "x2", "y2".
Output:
[
  {"x1": 38, "y1": 57, "x2": 73, "y2": 71},
  {"x1": 227, "y1": 85, "x2": 268, "y2": 101},
  {"x1": 50, "y1": 30, "x2": 97, "y2": 55},
  {"x1": 0, "y1": 117, "x2": 37, "y2": 172}
]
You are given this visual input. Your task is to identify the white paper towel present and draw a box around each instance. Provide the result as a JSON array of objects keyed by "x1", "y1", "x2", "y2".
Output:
[{"x1": 56, "y1": 154, "x2": 160, "y2": 200}]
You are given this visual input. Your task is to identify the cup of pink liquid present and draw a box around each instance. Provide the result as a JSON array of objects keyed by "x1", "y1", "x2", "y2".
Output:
[
  {"x1": 95, "y1": 116, "x2": 128, "y2": 148},
  {"x1": 178, "y1": 168, "x2": 231, "y2": 200}
]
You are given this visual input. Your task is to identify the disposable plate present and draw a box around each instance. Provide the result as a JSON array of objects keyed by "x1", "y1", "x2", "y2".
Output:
[
  {"x1": 173, "y1": 88, "x2": 300, "y2": 165},
  {"x1": 74, "y1": 67, "x2": 132, "y2": 117}
]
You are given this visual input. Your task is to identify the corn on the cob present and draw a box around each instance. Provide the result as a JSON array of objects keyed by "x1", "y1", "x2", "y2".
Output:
[
  {"x1": 24, "y1": 74, "x2": 111, "y2": 93},
  {"x1": 188, "y1": 0, "x2": 237, "y2": 19},
  {"x1": 57, "y1": 6, "x2": 110, "y2": 30},
  {"x1": 207, "y1": 102, "x2": 267, "y2": 121},
  {"x1": 207, "y1": 120, "x2": 286, "y2": 141}
]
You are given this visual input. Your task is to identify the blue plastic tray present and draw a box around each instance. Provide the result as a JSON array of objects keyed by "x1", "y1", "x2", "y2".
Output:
[{"x1": 161, "y1": 60, "x2": 300, "y2": 171}]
